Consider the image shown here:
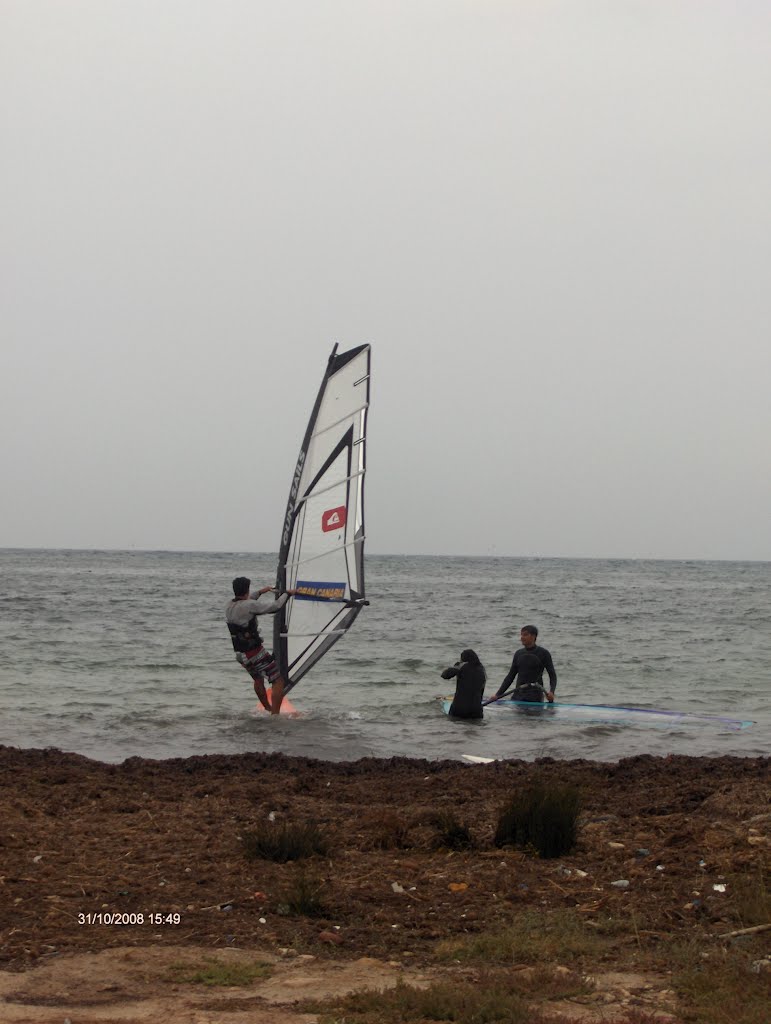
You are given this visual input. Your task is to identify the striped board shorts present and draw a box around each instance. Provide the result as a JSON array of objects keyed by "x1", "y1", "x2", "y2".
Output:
[{"x1": 236, "y1": 646, "x2": 281, "y2": 684}]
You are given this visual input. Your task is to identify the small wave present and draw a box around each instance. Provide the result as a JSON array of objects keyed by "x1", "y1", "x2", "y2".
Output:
[
  {"x1": 136, "y1": 663, "x2": 190, "y2": 671},
  {"x1": 357, "y1": 677, "x2": 414, "y2": 688},
  {"x1": 577, "y1": 723, "x2": 624, "y2": 735},
  {"x1": 112, "y1": 713, "x2": 176, "y2": 728}
]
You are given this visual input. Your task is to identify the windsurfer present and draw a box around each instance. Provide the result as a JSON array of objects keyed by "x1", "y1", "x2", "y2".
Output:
[
  {"x1": 441, "y1": 649, "x2": 487, "y2": 719},
  {"x1": 225, "y1": 577, "x2": 297, "y2": 714},
  {"x1": 485, "y1": 625, "x2": 557, "y2": 705}
]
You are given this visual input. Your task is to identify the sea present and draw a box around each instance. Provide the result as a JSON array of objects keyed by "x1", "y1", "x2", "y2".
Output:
[{"x1": 1, "y1": 549, "x2": 768, "y2": 766}]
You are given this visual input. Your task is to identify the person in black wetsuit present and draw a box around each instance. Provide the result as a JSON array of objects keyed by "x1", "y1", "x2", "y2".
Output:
[
  {"x1": 486, "y1": 625, "x2": 557, "y2": 705},
  {"x1": 441, "y1": 648, "x2": 487, "y2": 719}
]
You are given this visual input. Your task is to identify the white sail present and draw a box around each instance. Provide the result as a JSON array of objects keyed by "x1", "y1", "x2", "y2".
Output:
[{"x1": 274, "y1": 344, "x2": 370, "y2": 690}]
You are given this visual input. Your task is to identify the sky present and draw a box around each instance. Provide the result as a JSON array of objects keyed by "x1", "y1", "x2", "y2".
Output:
[{"x1": 2, "y1": 1, "x2": 770, "y2": 561}]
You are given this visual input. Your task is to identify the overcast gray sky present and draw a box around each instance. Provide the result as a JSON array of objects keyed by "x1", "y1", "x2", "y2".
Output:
[{"x1": 2, "y1": 1, "x2": 769, "y2": 560}]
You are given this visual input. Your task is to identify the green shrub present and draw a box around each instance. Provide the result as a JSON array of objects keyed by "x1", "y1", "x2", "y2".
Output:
[
  {"x1": 304, "y1": 975, "x2": 542, "y2": 1024},
  {"x1": 674, "y1": 951, "x2": 771, "y2": 1024},
  {"x1": 729, "y1": 866, "x2": 770, "y2": 927},
  {"x1": 168, "y1": 958, "x2": 272, "y2": 986},
  {"x1": 242, "y1": 820, "x2": 330, "y2": 862},
  {"x1": 432, "y1": 809, "x2": 474, "y2": 850},
  {"x1": 278, "y1": 867, "x2": 328, "y2": 917},
  {"x1": 364, "y1": 810, "x2": 414, "y2": 850},
  {"x1": 494, "y1": 782, "x2": 581, "y2": 858},
  {"x1": 437, "y1": 909, "x2": 608, "y2": 965}
]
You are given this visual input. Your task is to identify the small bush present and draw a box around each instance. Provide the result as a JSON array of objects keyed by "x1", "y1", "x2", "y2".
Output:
[
  {"x1": 674, "y1": 951, "x2": 771, "y2": 1024},
  {"x1": 168, "y1": 958, "x2": 272, "y2": 986},
  {"x1": 304, "y1": 975, "x2": 543, "y2": 1024},
  {"x1": 278, "y1": 867, "x2": 328, "y2": 917},
  {"x1": 360, "y1": 810, "x2": 413, "y2": 850},
  {"x1": 431, "y1": 810, "x2": 474, "y2": 850},
  {"x1": 242, "y1": 820, "x2": 330, "y2": 862},
  {"x1": 730, "y1": 866, "x2": 770, "y2": 927},
  {"x1": 494, "y1": 782, "x2": 581, "y2": 858},
  {"x1": 437, "y1": 909, "x2": 608, "y2": 965}
]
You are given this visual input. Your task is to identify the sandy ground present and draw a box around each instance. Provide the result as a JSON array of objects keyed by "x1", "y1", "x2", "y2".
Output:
[
  {"x1": 0, "y1": 943, "x2": 687, "y2": 1024},
  {"x1": 0, "y1": 944, "x2": 433, "y2": 1024},
  {"x1": 1, "y1": 746, "x2": 769, "y2": 1023}
]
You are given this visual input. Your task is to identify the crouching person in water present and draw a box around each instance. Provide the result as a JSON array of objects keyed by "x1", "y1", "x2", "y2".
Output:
[
  {"x1": 441, "y1": 649, "x2": 487, "y2": 719},
  {"x1": 225, "y1": 576, "x2": 297, "y2": 715}
]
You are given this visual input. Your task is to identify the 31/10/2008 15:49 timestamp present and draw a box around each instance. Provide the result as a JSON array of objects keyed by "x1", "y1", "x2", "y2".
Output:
[{"x1": 78, "y1": 912, "x2": 181, "y2": 926}]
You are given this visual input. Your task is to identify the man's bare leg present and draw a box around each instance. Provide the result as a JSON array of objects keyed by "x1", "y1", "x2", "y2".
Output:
[
  {"x1": 270, "y1": 676, "x2": 285, "y2": 715},
  {"x1": 252, "y1": 677, "x2": 271, "y2": 712}
]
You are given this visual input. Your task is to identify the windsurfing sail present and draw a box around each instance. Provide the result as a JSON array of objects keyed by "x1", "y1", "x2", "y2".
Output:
[{"x1": 274, "y1": 343, "x2": 370, "y2": 692}]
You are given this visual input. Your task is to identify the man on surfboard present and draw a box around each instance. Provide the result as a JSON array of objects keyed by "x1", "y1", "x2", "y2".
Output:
[
  {"x1": 485, "y1": 625, "x2": 557, "y2": 705},
  {"x1": 225, "y1": 577, "x2": 297, "y2": 715}
]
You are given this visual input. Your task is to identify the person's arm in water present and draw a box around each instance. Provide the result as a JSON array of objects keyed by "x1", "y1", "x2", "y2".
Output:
[
  {"x1": 485, "y1": 654, "x2": 518, "y2": 703},
  {"x1": 542, "y1": 649, "x2": 557, "y2": 703}
]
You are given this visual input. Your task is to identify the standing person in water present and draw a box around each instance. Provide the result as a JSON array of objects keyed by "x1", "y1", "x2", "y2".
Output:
[
  {"x1": 486, "y1": 625, "x2": 557, "y2": 704},
  {"x1": 441, "y1": 648, "x2": 487, "y2": 719},
  {"x1": 225, "y1": 576, "x2": 297, "y2": 715}
]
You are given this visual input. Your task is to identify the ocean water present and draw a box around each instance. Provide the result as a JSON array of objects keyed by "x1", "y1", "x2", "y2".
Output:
[{"x1": 0, "y1": 549, "x2": 768, "y2": 765}]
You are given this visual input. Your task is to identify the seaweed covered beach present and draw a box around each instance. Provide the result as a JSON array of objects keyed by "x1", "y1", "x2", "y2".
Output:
[{"x1": 1, "y1": 747, "x2": 769, "y2": 1022}]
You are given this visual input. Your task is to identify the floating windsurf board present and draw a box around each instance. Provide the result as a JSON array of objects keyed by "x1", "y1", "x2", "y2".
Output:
[{"x1": 443, "y1": 699, "x2": 752, "y2": 731}]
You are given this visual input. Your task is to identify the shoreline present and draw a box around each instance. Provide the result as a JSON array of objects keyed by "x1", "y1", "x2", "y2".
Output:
[{"x1": 2, "y1": 742, "x2": 768, "y2": 771}]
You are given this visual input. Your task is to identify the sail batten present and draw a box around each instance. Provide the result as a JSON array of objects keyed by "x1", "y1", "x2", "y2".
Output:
[
  {"x1": 310, "y1": 403, "x2": 369, "y2": 439},
  {"x1": 293, "y1": 469, "x2": 365, "y2": 507},
  {"x1": 274, "y1": 344, "x2": 371, "y2": 691},
  {"x1": 285, "y1": 536, "x2": 365, "y2": 571},
  {"x1": 281, "y1": 630, "x2": 348, "y2": 637}
]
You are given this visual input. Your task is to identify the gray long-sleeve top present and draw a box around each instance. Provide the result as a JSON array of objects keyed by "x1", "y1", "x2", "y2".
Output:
[{"x1": 224, "y1": 591, "x2": 289, "y2": 629}]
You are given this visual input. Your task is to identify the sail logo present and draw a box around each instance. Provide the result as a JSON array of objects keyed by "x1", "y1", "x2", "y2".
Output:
[
  {"x1": 322, "y1": 506, "x2": 347, "y2": 532},
  {"x1": 295, "y1": 580, "x2": 346, "y2": 601},
  {"x1": 282, "y1": 450, "x2": 306, "y2": 548}
]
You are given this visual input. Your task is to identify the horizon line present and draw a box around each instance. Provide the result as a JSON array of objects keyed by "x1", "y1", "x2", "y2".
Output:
[{"x1": 1, "y1": 545, "x2": 769, "y2": 565}]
